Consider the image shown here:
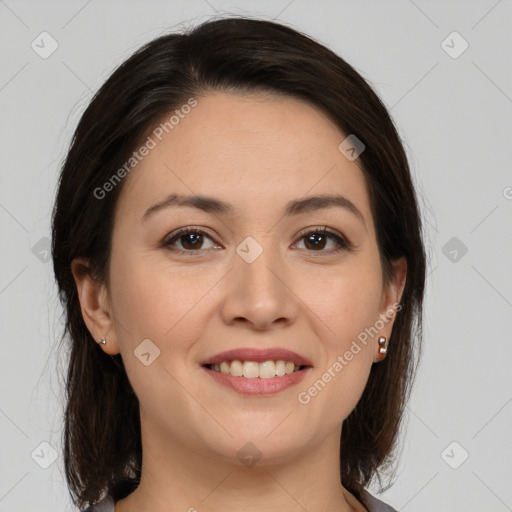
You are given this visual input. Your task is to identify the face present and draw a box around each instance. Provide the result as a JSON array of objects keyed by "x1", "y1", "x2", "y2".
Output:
[{"x1": 75, "y1": 91, "x2": 405, "y2": 466}]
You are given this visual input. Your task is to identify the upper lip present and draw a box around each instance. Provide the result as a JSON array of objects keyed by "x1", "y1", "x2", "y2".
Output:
[{"x1": 200, "y1": 348, "x2": 313, "y2": 367}]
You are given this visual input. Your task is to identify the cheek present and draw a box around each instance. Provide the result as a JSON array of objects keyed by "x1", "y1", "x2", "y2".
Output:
[
  {"x1": 109, "y1": 252, "x2": 217, "y2": 341},
  {"x1": 108, "y1": 255, "x2": 217, "y2": 426},
  {"x1": 294, "y1": 257, "x2": 382, "y2": 415},
  {"x1": 108, "y1": 252, "x2": 228, "y2": 402},
  {"x1": 299, "y1": 255, "x2": 384, "y2": 348}
]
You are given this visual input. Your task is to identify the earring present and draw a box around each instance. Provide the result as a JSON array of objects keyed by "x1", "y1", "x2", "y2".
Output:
[
  {"x1": 97, "y1": 338, "x2": 106, "y2": 345},
  {"x1": 378, "y1": 336, "x2": 387, "y2": 355}
]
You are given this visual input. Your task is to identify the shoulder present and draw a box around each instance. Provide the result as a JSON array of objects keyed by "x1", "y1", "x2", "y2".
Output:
[
  {"x1": 360, "y1": 488, "x2": 398, "y2": 512},
  {"x1": 81, "y1": 494, "x2": 115, "y2": 512}
]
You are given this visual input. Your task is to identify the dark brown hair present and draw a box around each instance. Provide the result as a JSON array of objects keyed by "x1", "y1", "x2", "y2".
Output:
[{"x1": 52, "y1": 16, "x2": 426, "y2": 509}]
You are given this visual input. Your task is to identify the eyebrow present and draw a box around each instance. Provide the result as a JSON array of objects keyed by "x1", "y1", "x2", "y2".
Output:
[{"x1": 142, "y1": 193, "x2": 366, "y2": 226}]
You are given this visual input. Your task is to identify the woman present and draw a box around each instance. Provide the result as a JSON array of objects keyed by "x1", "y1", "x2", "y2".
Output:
[{"x1": 52, "y1": 17, "x2": 426, "y2": 512}]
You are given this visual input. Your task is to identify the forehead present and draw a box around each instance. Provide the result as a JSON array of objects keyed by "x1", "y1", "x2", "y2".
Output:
[{"x1": 115, "y1": 92, "x2": 373, "y2": 227}]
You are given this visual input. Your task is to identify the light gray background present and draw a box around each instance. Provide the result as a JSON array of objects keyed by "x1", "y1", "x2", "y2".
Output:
[{"x1": 1, "y1": 1, "x2": 511, "y2": 511}]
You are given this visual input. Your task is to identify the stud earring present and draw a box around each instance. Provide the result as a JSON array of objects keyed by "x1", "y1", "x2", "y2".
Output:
[
  {"x1": 378, "y1": 336, "x2": 387, "y2": 355},
  {"x1": 97, "y1": 338, "x2": 106, "y2": 345}
]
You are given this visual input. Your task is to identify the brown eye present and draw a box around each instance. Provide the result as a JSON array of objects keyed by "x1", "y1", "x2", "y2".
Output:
[
  {"x1": 295, "y1": 228, "x2": 352, "y2": 253},
  {"x1": 163, "y1": 228, "x2": 219, "y2": 252},
  {"x1": 303, "y1": 232, "x2": 328, "y2": 250},
  {"x1": 178, "y1": 232, "x2": 204, "y2": 250}
]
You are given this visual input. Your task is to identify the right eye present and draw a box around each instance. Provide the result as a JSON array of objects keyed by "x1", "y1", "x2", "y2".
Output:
[{"x1": 162, "y1": 227, "x2": 222, "y2": 253}]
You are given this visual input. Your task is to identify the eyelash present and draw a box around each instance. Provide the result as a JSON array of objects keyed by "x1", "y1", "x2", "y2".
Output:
[{"x1": 162, "y1": 226, "x2": 353, "y2": 255}]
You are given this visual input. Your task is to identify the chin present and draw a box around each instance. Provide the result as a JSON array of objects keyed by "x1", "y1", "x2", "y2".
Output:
[{"x1": 199, "y1": 422, "x2": 314, "y2": 466}]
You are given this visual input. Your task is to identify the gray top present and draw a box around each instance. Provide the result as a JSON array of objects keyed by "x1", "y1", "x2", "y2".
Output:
[
  {"x1": 361, "y1": 488, "x2": 398, "y2": 511},
  {"x1": 83, "y1": 489, "x2": 397, "y2": 511}
]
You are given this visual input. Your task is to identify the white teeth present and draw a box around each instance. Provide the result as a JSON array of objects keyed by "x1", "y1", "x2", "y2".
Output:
[
  {"x1": 230, "y1": 360, "x2": 243, "y2": 377},
  {"x1": 259, "y1": 361, "x2": 276, "y2": 379},
  {"x1": 285, "y1": 361, "x2": 295, "y2": 375},
  {"x1": 275, "y1": 360, "x2": 286, "y2": 376},
  {"x1": 209, "y1": 359, "x2": 302, "y2": 378},
  {"x1": 242, "y1": 361, "x2": 259, "y2": 378}
]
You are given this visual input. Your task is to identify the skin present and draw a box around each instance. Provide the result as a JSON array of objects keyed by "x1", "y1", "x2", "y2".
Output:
[{"x1": 72, "y1": 91, "x2": 406, "y2": 512}]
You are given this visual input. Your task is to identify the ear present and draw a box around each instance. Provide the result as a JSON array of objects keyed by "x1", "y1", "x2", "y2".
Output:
[
  {"x1": 71, "y1": 257, "x2": 121, "y2": 355},
  {"x1": 374, "y1": 256, "x2": 407, "y2": 361},
  {"x1": 381, "y1": 256, "x2": 407, "y2": 309}
]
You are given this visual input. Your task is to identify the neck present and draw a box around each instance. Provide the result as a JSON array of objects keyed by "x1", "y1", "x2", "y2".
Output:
[{"x1": 115, "y1": 413, "x2": 364, "y2": 512}]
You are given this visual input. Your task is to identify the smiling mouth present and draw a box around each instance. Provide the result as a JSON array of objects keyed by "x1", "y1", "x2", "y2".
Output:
[{"x1": 203, "y1": 360, "x2": 310, "y2": 379}]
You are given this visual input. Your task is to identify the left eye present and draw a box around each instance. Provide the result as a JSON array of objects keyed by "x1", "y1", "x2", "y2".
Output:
[
  {"x1": 294, "y1": 228, "x2": 350, "y2": 252},
  {"x1": 162, "y1": 227, "x2": 351, "y2": 253}
]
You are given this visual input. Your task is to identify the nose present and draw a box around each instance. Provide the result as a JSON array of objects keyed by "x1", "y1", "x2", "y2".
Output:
[{"x1": 219, "y1": 240, "x2": 300, "y2": 331}]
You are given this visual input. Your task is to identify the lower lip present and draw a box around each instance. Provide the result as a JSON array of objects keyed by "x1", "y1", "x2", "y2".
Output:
[{"x1": 202, "y1": 366, "x2": 311, "y2": 395}]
